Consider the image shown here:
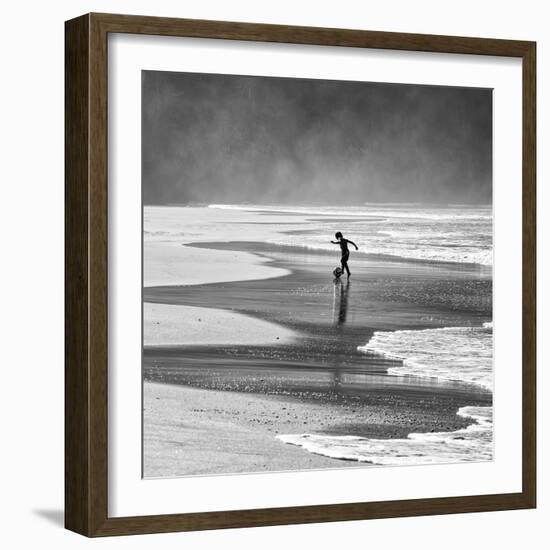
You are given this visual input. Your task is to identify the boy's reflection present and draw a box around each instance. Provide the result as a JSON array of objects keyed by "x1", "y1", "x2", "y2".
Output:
[
  {"x1": 333, "y1": 278, "x2": 350, "y2": 326},
  {"x1": 331, "y1": 279, "x2": 350, "y2": 396}
]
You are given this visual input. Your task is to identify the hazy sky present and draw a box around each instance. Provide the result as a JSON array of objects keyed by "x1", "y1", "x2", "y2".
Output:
[{"x1": 142, "y1": 71, "x2": 492, "y2": 206}]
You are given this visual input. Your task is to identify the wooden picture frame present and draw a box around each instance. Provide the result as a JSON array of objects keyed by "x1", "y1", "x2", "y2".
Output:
[{"x1": 65, "y1": 12, "x2": 536, "y2": 537}]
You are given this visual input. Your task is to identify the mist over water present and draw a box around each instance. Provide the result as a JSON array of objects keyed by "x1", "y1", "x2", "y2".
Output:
[{"x1": 142, "y1": 71, "x2": 492, "y2": 206}]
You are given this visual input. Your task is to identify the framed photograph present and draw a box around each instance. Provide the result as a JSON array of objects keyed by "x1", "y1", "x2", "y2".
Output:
[{"x1": 65, "y1": 13, "x2": 536, "y2": 537}]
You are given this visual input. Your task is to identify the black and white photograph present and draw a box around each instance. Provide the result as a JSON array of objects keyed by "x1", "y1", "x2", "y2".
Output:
[
  {"x1": 141, "y1": 71, "x2": 493, "y2": 478},
  {"x1": 1, "y1": 0, "x2": 545, "y2": 544}
]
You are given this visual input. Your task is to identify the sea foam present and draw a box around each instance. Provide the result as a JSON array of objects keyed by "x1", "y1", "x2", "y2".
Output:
[
  {"x1": 358, "y1": 324, "x2": 493, "y2": 391},
  {"x1": 277, "y1": 406, "x2": 493, "y2": 465}
]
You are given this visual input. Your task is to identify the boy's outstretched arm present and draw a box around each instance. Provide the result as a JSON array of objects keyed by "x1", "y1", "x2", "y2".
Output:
[
  {"x1": 347, "y1": 239, "x2": 359, "y2": 250},
  {"x1": 330, "y1": 240, "x2": 339, "y2": 244}
]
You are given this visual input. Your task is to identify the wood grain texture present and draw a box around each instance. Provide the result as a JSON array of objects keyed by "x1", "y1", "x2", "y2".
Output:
[
  {"x1": 65, "y1": 13, "x2": 91, "y2": 535},
  {"x1": 88, "y1": 13, "x2": 109, "y2": 536},
  {"x1": 521, "y1": 42, "x2": 537, "y2": 508},
  {"x1": 92, "y1": 12, "x2": 533, "y2": 56},
  {"x1": 64, "y1": 12, "x2": 537, "y2": 537}
]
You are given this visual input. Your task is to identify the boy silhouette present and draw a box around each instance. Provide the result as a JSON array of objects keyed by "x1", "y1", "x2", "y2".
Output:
[{"x1": 331, "y1": 232, "x2": 358, "y2": 278}]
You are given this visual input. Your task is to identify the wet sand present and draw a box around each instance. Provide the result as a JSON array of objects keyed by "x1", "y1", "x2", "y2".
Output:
[{"x1": 143, "y1": 241, "x2": 492, "y2": 477}]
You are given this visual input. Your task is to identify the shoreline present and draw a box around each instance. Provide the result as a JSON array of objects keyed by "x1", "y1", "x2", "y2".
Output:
[
  {"x1": 143, "y1": 237, "x2": 492, "y2": 475},
  {"x1": 143, "y1": 211, "x2": 492, "y2": 477},
  {"x1": 143, "y1": 380, "x2": 486, "y2": 477}
]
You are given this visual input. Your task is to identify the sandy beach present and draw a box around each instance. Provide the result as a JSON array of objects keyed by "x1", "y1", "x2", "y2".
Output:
[
  {"x1": 144, "y1": 382, "x2": 359, "y2": 477},
  {"x1": 143, "y1": 206, "x2": 492, "y2": 477},
  {"x1": 144, "y1": 303, "x2": 297, "y2": 347},
  {"x1": 144, "y1": 379, "x2": 486, "y2": 476}
]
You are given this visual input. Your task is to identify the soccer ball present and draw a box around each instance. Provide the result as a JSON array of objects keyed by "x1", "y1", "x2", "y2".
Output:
[{"x1": 333, "y1": 267, "x2": 343, "y2": 278}]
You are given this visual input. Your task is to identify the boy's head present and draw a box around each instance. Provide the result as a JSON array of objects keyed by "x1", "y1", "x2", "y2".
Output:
[{"x1": 335, "y1": 232, "x2": 343, "y2": 240}]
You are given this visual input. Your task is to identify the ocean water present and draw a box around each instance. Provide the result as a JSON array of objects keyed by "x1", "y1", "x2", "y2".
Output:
[
  {"x1": 359, "y1": 322, "x2": 493, "y2": 391},
  {"x1": 278, "y1": 323, "x2": 493, "y2": 465},
  {"x1": 209, "y1": 203, "x2": 493, "y2": 266}
]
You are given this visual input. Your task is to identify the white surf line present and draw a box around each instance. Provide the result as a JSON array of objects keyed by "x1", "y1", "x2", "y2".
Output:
[{"x1": 276, "y1": 405, "x2": 493, "y2": 466}]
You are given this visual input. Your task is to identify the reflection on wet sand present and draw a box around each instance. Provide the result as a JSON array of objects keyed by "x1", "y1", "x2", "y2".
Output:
[
  {"x1": 331, "y1": 278, "x2": 351, "y2": 393},
  {"x1": 333, "y1": 278, "x2": 350, "y2": 327}
]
